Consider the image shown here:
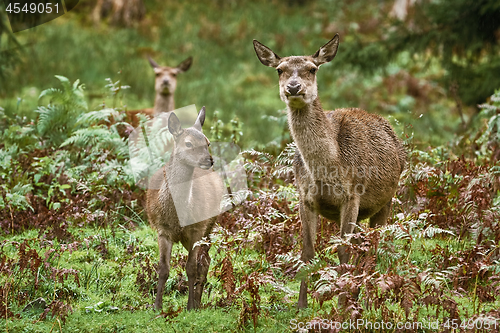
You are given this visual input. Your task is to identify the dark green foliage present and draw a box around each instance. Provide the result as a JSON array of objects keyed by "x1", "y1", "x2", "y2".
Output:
[
  {"x1": 0, "y1": 76, "x2": 140, "y2": 236},
  {"x1": 410, "y1": 0, "x2": 500, "y2": 106},
  {"x1": 340, "y1": 0, "x2": 500, "y2": 107},
  {"x1": 36, "y1": 76, "x2": 88, "y2": 147}
]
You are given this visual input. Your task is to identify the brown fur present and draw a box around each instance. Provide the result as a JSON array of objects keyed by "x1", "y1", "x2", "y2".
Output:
[
  {"x1": 254, "y1": 34, "x2": 406, "y2": 308},
  {"x1": 146, "y1": 107, "x2": 225, "y2": 310},
  {"x1": 120, "y1": 57, "x2": 192, "y2": 132}
]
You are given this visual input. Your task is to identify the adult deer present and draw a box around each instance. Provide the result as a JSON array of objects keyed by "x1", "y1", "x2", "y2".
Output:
[
  {"x1": 146, "y1": 106, "x2": 225, "y2": 310},
  {"x1": 122, "y1": 56, "x2": 192, "y2": 131},
  {"x1": 253, "y1": 34, "x2": 406, "y2": 308}
]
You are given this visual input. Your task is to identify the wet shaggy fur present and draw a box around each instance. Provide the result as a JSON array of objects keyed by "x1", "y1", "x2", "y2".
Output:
[{"x1": 253, "y1": 34, "x2": 407, "y2": 308}]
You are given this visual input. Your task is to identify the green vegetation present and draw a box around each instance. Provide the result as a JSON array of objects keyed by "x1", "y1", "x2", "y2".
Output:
[
  {"x1": 3, "y1": 0, "x2": 499, "y2": 148},
  {"x1": 1, "y1": 0, "x2": 500, "y2": 332},
  {"x1": 1, "y1": 75, "x2": 500, "y2": 331}
]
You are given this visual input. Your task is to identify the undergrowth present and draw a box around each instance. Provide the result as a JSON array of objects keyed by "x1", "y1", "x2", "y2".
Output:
[{"x1": 1, "y1": 79, "x2": 500, "y2": 332}]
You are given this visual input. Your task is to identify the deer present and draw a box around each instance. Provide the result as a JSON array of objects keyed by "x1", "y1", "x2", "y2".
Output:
[
  {"x1": 146, "y1": 106, "x2": 225, "y2": 311},
  {"x1": 119, "y1": 56, "x2": 193, "y2": 135},
  {"x1": 253, "y1": 34, "x2": 406, "y2": 309}
]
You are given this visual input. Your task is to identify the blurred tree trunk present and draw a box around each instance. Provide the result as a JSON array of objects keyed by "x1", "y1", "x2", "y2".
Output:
[
  {"x1": 92, "y1": 0, "x2": 145, "y2": 27},
  {"x1": 0, "y1": 4, "x2": 22, "y2": 95}
]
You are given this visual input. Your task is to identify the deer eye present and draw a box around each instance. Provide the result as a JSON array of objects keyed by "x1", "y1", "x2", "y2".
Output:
[
  {"x1": 155, "y1": 73, "x2": 161, "y2": 77},
  {"x1": 309, "y1": 68, "x2": 317, "y2": 74},
  {"x1": 277, "y1": 68, "x2": 283, "y2": 75},
  {"x1": 185, "y1": 142, "x2": 193, "y2": 148}
]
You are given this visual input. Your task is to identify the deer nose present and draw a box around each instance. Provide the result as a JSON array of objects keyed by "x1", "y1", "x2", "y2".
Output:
[
  {"x1": 203, "y1": 156, "x2": 213, "y2": 166},
  {"x1": 286, "y1": 82, "x2": 301, "y2": 96},
  {"x1": 163, "y1": 79, "x2": 169, "y2": 85}
]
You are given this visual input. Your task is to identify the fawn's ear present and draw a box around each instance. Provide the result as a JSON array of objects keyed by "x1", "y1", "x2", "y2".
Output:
[
  {"x1": 253, "y1": 40, "x2": 281, "y2": 68},
  {"x1": 177, "y1": 57, "x2": 193, "y2": 73},
  {"x1": 148, "y1": 56, "x2": 159, "y2": 68},
  {"x1": 312, "y1": 34, "x2": 339, "y2": 66},
  {"x1": 168, "y1": 112, "x2": 183, "y2": 136},
  {"x1": 193, "y1": 106, "x2": 206, "y2": 131}
]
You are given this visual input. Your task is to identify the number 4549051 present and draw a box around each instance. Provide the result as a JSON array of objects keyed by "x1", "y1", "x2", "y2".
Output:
[
  {"x1": 6, "y1": 2, "x2": 60, "y2": 14},
  {"x1": 443, "y1": 318, "x2": 498, "y2": 330}
]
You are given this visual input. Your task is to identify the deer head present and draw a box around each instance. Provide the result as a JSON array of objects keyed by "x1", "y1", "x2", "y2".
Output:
[
  {"x1": 253, "y1": 34, "x2": 339, "y2": 109},
  {"x1": 168, "y1": 106, "x2": 213, "y2": 170},
  {"x1": 149, "y1": 56, "x2": 193, "y2": 96}
]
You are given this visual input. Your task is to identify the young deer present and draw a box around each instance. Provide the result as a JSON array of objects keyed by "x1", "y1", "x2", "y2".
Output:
[
  {"x1": 146, "y1": 106, "x2": 225, "y2": 310},
  {"x1": 123, "y1": 56, "x2": 192, "y2": 130},
  {"x1": 253, "y1": 34, "x2": 406, "y2": 308}
]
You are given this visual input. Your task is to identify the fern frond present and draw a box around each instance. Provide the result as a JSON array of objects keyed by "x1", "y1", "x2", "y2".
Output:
[
  {"x1": 275, "y1": 142, "x2": 296, "y2": 167},
  {"x1": 38, "y1": 88, "x2": 64, "y2": 101},
  {"x1": 243, "y1": 149, "x2": 274, "y2": 164},
  {"x1": 76, "y1": 109, "x2": 119, "y2": 126},
  {"x1": 36, "y1": 76, "x2": 88, "y2": 146},
  {"x1": 60, "y1": 127, "x2": 110, "y2": 147},
  {"x1": 421, "y1": 226, "x2": 455, "y2": 238},
  {"x1": 313, "y1": 266, "x2": 339, "y2": 296}
]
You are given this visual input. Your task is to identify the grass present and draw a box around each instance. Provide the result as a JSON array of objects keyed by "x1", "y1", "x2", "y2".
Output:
[
  {"x1": 2, "y1": 214, "x2": 499, "y2": 332},
  {"x1": 0, "y1": 224, "x2": 298, "y2": 333}
]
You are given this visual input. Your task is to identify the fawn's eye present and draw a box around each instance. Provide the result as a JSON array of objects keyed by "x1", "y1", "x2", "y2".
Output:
[
  {"x1": 277, "y1": 68, "x2": 283, "y2": 75},
  {"x1": 185, "y1": 142, "x2": 193, "y2": 148},
  {"x1": 309, "y1": 68, "x2": 317, "y2": 74}
]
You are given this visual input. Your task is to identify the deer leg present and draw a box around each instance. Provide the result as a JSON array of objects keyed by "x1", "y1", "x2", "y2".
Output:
[
  {"x1": 193, "y1": 244, "x2": 211, "y2": 307},
  {"x1": 298, "y1": 200, "x2": 318, "y2": 309},
  {"x1": 338, "y1": 196, "x2": 360, "y2": 264},
  {"x1": 337, "y1": 196, "x2": 361, "y2": 306},
  {"x1": 154, "y1": 233, "x2": 172, "y2": 311},
  {"x1": 369, "y1": 200, "x2": 391, "y2": 228},
  {"x1": 185, "y1": 244, "x2": 199, "y2": 310}
]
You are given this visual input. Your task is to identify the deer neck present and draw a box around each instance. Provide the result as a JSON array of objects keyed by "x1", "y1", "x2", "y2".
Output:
[
  {"x1": 287, "y1": 98, "x2": 340, "y2": 179},
  {"x1": 164, "y1": 154, "x2": 196, "y2": 225},
  {"x1": 154, "y1": 92, "x2": 175, "y2": 115},
  {"x1": 167, "y1": 155, "x2": 195, "y2": 186}
]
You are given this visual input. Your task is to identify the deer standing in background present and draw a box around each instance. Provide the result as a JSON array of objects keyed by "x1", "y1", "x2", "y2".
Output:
[
  {"x1": 122, "y1": 56, "x2": 192, "y2": 130},
  {"x1": 146, "y1": 106, "x2": 225, "y2": 310},
  {"x1": 253, "y1": 34, "x2": 406, "y2": 308}
]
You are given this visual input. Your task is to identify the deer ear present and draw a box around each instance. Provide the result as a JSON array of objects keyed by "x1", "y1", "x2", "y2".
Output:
[
  {"x1": 193, "y1": 106, "x2": 206, "y2": 131},
  {"x1": 312, "y1": 34, "x2": 339, "y2": 66},
  {"x1": 168, "y1": 112, "x2": 183, "y2": 136},
  {"x1": 148, "y1": 56, "x2": 159, "y2": 68},
  {"x1": 253, "y1": 40, "x2": 281, "y2": 68},
  {"x1": 177, "y1": 57, "x2": 193, "y2": 72}
]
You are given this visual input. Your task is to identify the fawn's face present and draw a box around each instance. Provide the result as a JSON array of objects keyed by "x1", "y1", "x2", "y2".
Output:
[
  {"x1": 168, "y1": 107, "x2": 213, "y2": 170},
  {"x1": 174, "y1": 129, "x2": 213, "y2": 170},
  {"x1": 149, "y1": 57, "x2": 193, "y2": 96},
  {"x1": 253, "y1": 35, "x2": 340, "y2": 110}
]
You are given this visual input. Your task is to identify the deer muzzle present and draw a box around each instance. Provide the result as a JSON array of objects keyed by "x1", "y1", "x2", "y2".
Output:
[
  {"x1": 286, "y1": 82, "x2": 302, "y2": 96},
  {"x1": 199, "y1": 156, "x2": 214, "y2": 170}
]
